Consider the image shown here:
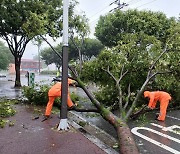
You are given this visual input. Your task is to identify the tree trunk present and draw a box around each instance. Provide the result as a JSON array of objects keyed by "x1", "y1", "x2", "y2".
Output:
[
  {"x1": 95, "y1": 107, "x2": 139, "y2": 154},
  {"x1": 15, "y1": 56, "x2": 21, "y2": 87},
  {"x1": 116, "y1": 122, "x2": 139, "y2": 154}
]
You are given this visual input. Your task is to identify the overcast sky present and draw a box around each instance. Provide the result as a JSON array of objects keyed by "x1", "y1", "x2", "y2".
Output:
[{"x1": 21, "y1": 0, "x2": 180, "y2": 59}]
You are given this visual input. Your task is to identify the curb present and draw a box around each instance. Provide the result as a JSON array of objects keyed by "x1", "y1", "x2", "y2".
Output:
[{"x1": 68, "y1": 111, "x2": 119, "y2": 154}]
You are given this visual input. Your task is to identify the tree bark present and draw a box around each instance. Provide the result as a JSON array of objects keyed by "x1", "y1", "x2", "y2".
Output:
[
  {"x1": 99, "y1": 109, "x2": 139, "y2": 154},
  {"x1": 116, "y1": 123, "x2": 139, "y2": 154},
  {"x1": 15, "y1": 56, "x2": 21, "y2": 87}
]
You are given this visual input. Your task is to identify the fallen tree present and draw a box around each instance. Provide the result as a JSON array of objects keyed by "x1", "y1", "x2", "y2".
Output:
[{"x1": 41, "y1": 26, "x2": 180, "y2": 153}]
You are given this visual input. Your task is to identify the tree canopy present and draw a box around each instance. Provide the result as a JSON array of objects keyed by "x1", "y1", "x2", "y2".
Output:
[
  {"x1": 69, "y1": 38, "x2": 104, "y2": 61},
  {"x1": 95, "y1": 9, "x2": 177, "y2": 47},
  {"x1": 41, "y1": 44, "x2": 62, "y2": 70},
  {"x1": 41, "y1": 38, "x2": 104, "y2": 69}
]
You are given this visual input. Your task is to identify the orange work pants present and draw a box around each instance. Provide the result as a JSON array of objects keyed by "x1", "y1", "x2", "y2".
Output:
[
  {"x1": 157, "y1": 99, "x2": 170, "y2": 121},
  {"x1": 45, "y1": 94, "x2": 74, "y2": 116}
]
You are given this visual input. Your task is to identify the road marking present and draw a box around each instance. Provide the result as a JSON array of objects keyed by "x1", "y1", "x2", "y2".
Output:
[
  {"x1": 151, "y1": 123, "x2": 180, "y2": 135},
  {"x1": 156, "y1": 113, "x2": 180, "y2": 121},
  {"x1": 131, "y1": 127, "x2": 180, "y2": 154},
  {"x1": 166, "y1": 115, "x2": 180, "y2": 121}
]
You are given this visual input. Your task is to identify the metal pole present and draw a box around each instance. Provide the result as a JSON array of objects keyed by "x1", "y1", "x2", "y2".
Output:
[{"x1": 58, "y1": 0, "x2": 69, "y2": 130}]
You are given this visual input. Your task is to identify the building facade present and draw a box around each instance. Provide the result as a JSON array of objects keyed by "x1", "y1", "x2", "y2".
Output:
[{"x1": 9, "y1": 59, "x2": 41, "y2": 74}]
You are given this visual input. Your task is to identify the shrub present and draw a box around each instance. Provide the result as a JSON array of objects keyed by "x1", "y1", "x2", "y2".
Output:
[
  {"x1": 22, "y1": 84, "x2": 50, "y2": 105},
  {"x1": 22, "y1": 84, "x2": 80, "y2": 106}
]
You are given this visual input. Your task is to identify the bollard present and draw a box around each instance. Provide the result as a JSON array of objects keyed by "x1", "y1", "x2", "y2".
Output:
[{"x1": 28, "y1": 72, "x2": 35, "y2": 87}]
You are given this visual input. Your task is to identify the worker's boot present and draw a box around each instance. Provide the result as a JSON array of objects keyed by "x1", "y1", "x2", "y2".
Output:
[
  {"x1": 41, "y1": 115, "x2": 51, "y2": 122},
  {"x1": 68, "y1": 105, "x2": 76, "y2": 110},
  {"x1": 155, "y1": 114, "x2": 159, "y2": 120}
]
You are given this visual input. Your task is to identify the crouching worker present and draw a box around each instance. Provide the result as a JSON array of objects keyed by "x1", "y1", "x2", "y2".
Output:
[
  {"x1": 43, "y1": 78, "x2": 76, "y2": 121},
  {"x1": 144, "y1": 91, "x2": 172, "y2": 121}
]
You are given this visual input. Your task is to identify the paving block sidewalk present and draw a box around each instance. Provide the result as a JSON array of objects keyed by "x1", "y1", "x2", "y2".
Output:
[{"x1": 0, "y1": 104, "x2": 106, "y2": 154}]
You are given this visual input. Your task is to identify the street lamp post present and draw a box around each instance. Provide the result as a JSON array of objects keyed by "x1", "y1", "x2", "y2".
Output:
[{"x1": 58, "y1": 0, "x2": 69, "y2": 130}]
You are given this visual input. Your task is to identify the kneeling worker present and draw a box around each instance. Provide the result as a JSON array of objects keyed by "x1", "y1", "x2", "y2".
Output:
[
  {"x1": 144, "y1": 91, "x2": 171, "y2": 121},
  {"x1": 44, "y1": 78, "x2": 76, "y2": 119}
]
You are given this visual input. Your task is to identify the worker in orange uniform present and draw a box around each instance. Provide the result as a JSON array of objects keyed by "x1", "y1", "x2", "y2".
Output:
[
  {"x1": 144, "y1": 91, "x2": 172, "y2": 121},
  {"x1": 44, "y1": 78, "x2": 76, "y2": 119}
]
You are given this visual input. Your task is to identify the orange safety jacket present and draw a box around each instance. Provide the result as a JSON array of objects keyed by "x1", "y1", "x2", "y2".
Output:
[
  {"x1": 48, "y1": 78, "x2": 75, "y2": 97},
  {"x1": 144, "y1": 91, "x2": 171, "y2": 109}
]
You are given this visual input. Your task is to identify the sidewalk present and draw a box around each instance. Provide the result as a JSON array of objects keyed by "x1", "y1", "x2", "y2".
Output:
[
  {"x1": 0, "y1": 104, "x2": 111, "y2": 154},
  {"x1": 0, "y1": 75, "x2": 118, "y2": 154}
]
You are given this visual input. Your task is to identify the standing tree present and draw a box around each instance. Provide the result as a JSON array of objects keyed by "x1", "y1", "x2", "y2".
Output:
[
  {"x1": 0, "y1": 41, "x2": 13, "y2": 70},
  {"x1": 0, "y1": 0, "x2": 63, "y2": 87},
  {"x1": 41, "y1": 44, "x2": 62, "y2": 71},
  {"x1": 69, "y1": 14, "x2": 90, "y2": 73},
  {"x1": 0, "y1": 0, "x2": 82, "y2": 87},
  {"x1": 95, "y1": 9, "x2": 177, "y2": 47}
]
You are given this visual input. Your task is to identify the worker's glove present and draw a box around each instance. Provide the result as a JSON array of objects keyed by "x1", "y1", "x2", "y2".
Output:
[
  {"x1": 147, "y1": 106, "x2": 153, "y2": 110},
  {"x1": 52, "y1": 77, "x2": 62, "y2": 82}
]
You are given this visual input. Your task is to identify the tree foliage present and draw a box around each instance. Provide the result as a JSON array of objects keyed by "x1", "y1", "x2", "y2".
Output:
[
  {"x1": 41, "y1": 44, "x2": 62, "y2": 70},
  {"x1": 69, "y1": 38, "x2": 104, "y2": 61},
  {"x1": 41, "y1": 38, "x2": 104, "y2": 69},
  {"x1": 95, "y1": 9, "x2": 177, "y2": 47},
  {"x1": 0, "y1": 41, "x2": 13, "y2": 70},
  {"x1": 84, "y1": 10, "x2": 180, "y2": 109},
  {"x1": 81, "y1": 33, "x2": 162, "y2": 108}
]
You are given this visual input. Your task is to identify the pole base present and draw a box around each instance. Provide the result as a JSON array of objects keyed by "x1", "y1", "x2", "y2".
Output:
[{"x1": 58, "y1": 119, "x2": 69, "y2": 131}]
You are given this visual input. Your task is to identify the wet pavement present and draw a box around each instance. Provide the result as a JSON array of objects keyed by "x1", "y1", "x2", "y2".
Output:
[
  {"x1": 0, "y1": 104, "x2": 106, "y2": 154},
  {"x1": 0, "y1": 74, "x2": 117, "y2": 154},
  {"x1": 131, "y1": 111, "x2": 180, "y2": 154},
  {"x1": 0, "y1": 74, "x2": 180, "y2": 154},
  {"x1": 0, "y1": 74, "x2": 53, "y2": 99}
]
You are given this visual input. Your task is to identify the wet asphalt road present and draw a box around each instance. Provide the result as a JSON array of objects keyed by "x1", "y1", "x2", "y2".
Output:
[
  {"x1": 0, "y1": 74, "x2": 180, "y2": 154},
  {"x1": 130, "y1": 111, "x2": 180, "y2": 154}
]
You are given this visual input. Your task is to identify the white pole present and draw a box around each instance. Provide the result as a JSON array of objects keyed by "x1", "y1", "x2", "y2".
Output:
[{"x1": 62, "y1": 0, "x2": 69, "y2": 47}]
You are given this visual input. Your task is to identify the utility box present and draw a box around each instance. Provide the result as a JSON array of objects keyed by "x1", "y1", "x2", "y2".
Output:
[{"x1": 28, "y1": 72, "x2": 35, "y2": 87}]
